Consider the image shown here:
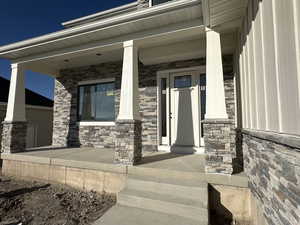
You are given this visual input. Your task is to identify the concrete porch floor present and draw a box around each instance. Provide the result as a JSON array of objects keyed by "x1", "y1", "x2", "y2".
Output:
[
  {"x1": 1, "y1": 146, "x2": 248, "y2": 188},
  {"x1": 15, "y1": 147, "x2": 205, "y2": 173}
]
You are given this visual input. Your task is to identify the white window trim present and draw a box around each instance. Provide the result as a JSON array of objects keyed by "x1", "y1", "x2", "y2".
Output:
[
  {"x1": 78, "y1": 121, "x2": 115, "y2": 126},
  {"x1": 77, "y1": 78, "x2": 116, "y2": 126}
]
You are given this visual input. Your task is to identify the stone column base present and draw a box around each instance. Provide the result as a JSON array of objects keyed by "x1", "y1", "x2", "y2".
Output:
[
  {"x1": 1, "y1": 121, "x2": 27, "y2": 153},
  {"x1": 114, "y1": 119, "x2": 142, "y2": 165},
  {"x1": 203, "y1": 119, "x2": 235, "y2": 174}
]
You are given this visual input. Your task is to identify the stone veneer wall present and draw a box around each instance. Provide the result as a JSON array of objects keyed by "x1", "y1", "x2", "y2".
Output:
[
  {"x1": 243, "y1": 130, "x2": 300, "y2": 225},
  {"x1": 52, "y1": 56, "x2": 235, "y2": 152},
  {"x1": 0, "y1": 106, "x2": 6, "y2": 151},
  {"x1": 137, "y1": 0, "x2": 149, "y2": 9}
]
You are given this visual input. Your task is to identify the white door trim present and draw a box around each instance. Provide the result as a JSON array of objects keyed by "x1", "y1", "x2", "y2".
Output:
[{"x1": 157, "y1": 66, "x2": 206, "y2": 154}]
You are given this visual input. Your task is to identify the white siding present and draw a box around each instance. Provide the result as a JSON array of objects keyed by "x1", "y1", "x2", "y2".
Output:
[
  {"x1": 273, "y1": 0, "x2": 300, "y2": 134},
  {"x1": 252, "y1": 0, "x2": 266, "y2": 130},
  {"x1": 261, "y1": 0, "x2": 280, "y2": 132},
  {"x1": 238, "y1": 0, "x2": 300, "y2": 135},
  {"x1": 247, "y1": 3, "x2": 257, "y2": 129}
]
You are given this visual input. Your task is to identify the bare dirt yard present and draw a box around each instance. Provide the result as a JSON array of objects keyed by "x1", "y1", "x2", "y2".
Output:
[{"x1": 0, "y1": 175, "x2": 116, "y2": 225}]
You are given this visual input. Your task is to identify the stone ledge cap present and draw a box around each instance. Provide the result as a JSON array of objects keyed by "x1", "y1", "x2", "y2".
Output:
[{"x1": 243, "y1": 129, "x2": 300, "y2": 151}]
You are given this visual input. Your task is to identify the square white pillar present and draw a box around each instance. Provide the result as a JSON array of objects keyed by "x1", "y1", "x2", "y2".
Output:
[
  {"x1": 117, "y1": 40, "x2": 141, "y2": 121},
  {"x1": 205, "y1": 28, "x2": 228, "y2": 119},
  {"x1": 5, "y1": 63, "x2": 26, "y2": 122}
]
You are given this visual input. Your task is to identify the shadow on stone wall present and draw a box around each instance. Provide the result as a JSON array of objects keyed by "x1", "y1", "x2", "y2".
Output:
[{"x1": 233, "y1": 128, "x2": 244, "y2": 174}]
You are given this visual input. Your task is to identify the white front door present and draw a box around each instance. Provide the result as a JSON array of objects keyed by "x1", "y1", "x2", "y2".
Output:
[
  {"x1": 170, "y1": 72, "x2": 200, "y2": 153},
  {"x1": 158, "y1": 68, "x2": 206, "y2": 154}
]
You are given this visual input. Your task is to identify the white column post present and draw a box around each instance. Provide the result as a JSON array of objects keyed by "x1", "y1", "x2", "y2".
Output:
[
  {"x1": 5, "y1": 63, "x2": 26, "y2": 122},
  {"x1": 205, "y1": 28, "x2": 228, "y2": 119},
  {"x1": 118, "y1": 40, "x2": 141, "y2": 121}
]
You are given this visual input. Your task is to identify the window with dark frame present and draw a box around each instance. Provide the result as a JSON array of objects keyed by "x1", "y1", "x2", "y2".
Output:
[
  {"x1": 161, "y1": 78, "x2": 167, "y2": 137},
  {"x1": 78, "y1": 82, "x2": 115, "y2": 122},
  {"x1": 200, "y1": 74, "x2": 206, "y2": 137}
]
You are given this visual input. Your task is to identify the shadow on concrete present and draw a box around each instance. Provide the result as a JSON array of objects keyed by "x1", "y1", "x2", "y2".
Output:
[
  {"x1": 25, "y1": 146, "x2": 74, "y2": 153},
  {"x1": 137, "y1": 152, "x2": 185, "y2": 165},
  {"x1": 209, "y1": 184, "x2": 233, "y2": 225}
]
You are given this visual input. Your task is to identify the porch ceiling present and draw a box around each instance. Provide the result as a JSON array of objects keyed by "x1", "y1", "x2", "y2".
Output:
[{"x1": 22, "y1": 23, "x2": 207, "y2": 77}]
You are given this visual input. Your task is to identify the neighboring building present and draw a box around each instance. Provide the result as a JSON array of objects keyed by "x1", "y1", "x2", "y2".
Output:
[
  {"x1": 0, "y1": 0, "x2": 299, "y2": 225},
  {"x1": 0, "y1": 77, "x2": 53, "y2": 148}
]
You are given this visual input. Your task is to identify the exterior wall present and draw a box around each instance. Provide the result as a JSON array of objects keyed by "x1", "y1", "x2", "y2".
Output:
[
  {"x1": 0, "y1": 105, "x2": 6, "y2": 150},
  {"x1": 238, "y1": 0, "x2": 300, "y2": 224},
  {"x1": 137, "y1": 0, "x2": 149, "y2": 9},
  {"x1": 239, "y1": 0, "x2": 300, "y2": 134},
  {"x1": 53, "y1": 56, "x2": 235, "y2": 152},
  {"x1": 0, "y1": 104, "x2": 53, "y2": 149},
  {"x1": 243, "y1": 130, "x2": 300, "y2": 225}
]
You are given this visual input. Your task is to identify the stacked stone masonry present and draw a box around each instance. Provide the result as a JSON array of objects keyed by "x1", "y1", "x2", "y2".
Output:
[
  {"x1": 52, "y1": 56, "x2": 235, "y2": 154},
  {"x1": 1, "y1": 121, "x2": 27, "y2": 153},
  {"x1": 243, "y1": 130, "x2": 300, "y2": 225},
  {"x1": 114, "y1": 120, "x2": 142, "y2": 165},
  {"x1": 137, "y1": 0, "x2": 149, "y2": 9},
  {"x1": 0, "y1": 107, "x2": 6, "y2": 151},
  {"x1": 203, "y1": 119, "x2": 235, "y2": 174}
]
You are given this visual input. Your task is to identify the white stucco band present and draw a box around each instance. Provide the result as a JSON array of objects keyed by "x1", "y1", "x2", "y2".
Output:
[
  {"x1": 205, "y1": 28, "x2": 228, "y2": 119},
  {"x1": 117, "y1": 40, "x2": 141, "y2": 121},
  {"x1": 5, "y1": 63, "x2": 26, "y2": 122}
]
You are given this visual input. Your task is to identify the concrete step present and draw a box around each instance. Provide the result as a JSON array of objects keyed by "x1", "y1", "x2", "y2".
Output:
[
  {"x1": 94, "y1": 205, "x2": 207, "y2": 225},
  {"x1": 118, "y1": 188, "x2": 208, "y2": 222},
  {"x1": 126, "y1": 177, "x2": 208, "y2": 202}
]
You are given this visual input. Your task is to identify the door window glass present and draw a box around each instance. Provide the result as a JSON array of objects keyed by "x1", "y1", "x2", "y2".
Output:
[{"x1": 174, "y1": 75, "x2": 192, "y2": 88}]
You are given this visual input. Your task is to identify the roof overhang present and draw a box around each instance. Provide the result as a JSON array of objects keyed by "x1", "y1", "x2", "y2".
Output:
[
  {"x1": 0, "y1": 0, "x2": 202, "y2": 60},
  {"x1": 201, "y1": 0, "x2": 248, "y2": 30}
]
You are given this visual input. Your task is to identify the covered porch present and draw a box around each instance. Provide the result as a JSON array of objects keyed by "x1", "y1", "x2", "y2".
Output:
[{"x1": 0, "y1": 0, "x2": 245, "y2": 175}]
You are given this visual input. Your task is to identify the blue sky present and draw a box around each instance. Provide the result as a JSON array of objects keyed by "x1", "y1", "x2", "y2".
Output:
[{"x1": 0, "y1": 0, "x2": 134, "y2": 100}]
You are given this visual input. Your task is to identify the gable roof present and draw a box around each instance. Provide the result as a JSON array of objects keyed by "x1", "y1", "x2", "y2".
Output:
[{"x1": 0, "y1": 76, "x2": 53, "y2": 108}]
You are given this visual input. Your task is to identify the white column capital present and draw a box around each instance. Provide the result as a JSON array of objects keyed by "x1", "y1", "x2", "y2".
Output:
[
  {"x1": 123, "y1": 40, "x2": 137, "y2": 48},
  {"x1": 205, "y1": 28, "x2": 228, "y2": 119},
  {"x1": 5, "y1": 64, "x2": 26, "y2": 122},
  {"x1": 11, "y1": 63, "x2": 26, "y2": 71}
]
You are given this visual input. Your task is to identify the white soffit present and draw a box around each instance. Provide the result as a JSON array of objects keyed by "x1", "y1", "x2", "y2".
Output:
[
  {"x1": 207, "y1": 0, "x2": 248, "y2": 28},
  {"x1": 140, "y1": 32, "x2": 236, "y2": 65}
]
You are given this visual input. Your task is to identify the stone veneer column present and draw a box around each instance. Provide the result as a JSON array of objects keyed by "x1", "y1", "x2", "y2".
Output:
[
  {"x1": 1, "y1": 63, "x2": 27, "y2": 153},
  {"x1": 114, "y1": 40, "x2": 142, "y2": 165},
  {"x1": 204, "y1": 29, "x2": 234, "y2": 174},
  {"x1": 203, "y1": 120, "x2": 234, "y2": 174},
  {"x1": 114, "y1": 120, "x2": 142, "y2": 165}
]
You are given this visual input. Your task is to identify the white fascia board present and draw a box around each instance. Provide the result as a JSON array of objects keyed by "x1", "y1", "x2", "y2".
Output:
[
  {"x1": 0, "y1": 0, "x2": 201, "y2": 57},
  {"x1": 62, "y1": 2, "x2": 139, "y2": 28}
]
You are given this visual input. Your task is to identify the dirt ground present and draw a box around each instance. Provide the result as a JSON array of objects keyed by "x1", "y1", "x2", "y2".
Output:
[{"x1": 0, "y1": 176, "x2": 116, "y2": 225}]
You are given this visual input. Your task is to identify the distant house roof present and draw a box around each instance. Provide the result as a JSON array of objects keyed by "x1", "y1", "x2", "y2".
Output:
[{"x1": 0, "y1": 76, "x2": 53, "y2": 108}]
